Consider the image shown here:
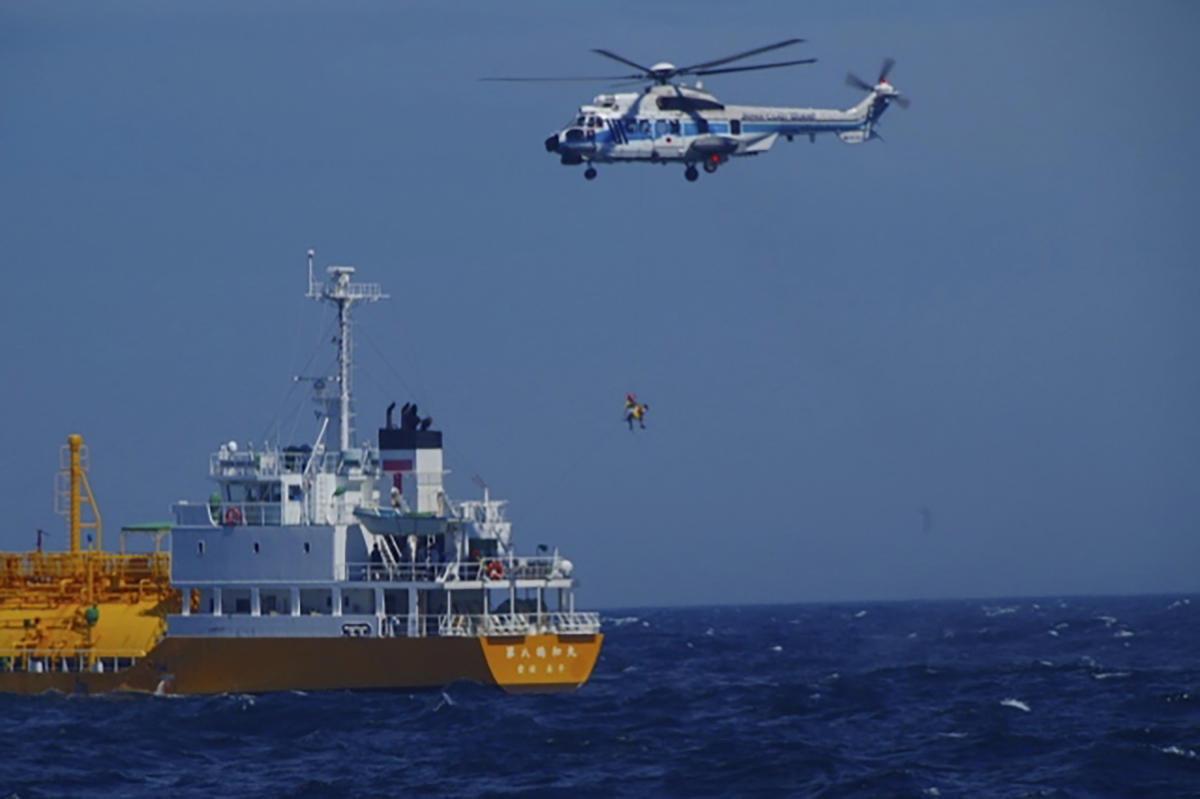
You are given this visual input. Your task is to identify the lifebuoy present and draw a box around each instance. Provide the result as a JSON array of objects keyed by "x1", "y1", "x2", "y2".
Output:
[
  {"x1": 224, "y1": 506, "x2": 242, "y2": 526},
  {"x1": 486, "y1": 560, "x2": 503, "y2": 580}
]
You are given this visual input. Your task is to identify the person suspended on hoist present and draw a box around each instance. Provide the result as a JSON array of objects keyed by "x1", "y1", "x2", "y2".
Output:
[{"x1": 623, "y1": 394, "x2": 649, "y2": 431}]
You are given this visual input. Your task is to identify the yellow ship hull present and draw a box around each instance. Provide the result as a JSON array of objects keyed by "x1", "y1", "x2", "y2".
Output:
[{"x1": 0, "y1": 633, "x2": 602, "y2": 696}]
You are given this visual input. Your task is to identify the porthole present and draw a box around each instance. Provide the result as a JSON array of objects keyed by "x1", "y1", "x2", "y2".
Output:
[
  {"x1": 303, "y1": 542, "x2": 311, "y2": 554},
  {"x1": 253, "y1": 542, "x2": 260, "y2": 554},
  {"x1": 197, "y1": 541, "x2": 205, "y2": 555}
]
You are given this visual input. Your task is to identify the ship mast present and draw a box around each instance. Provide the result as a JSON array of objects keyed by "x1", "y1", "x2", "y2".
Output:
[{"x1": 306, "y1": 250, "x2": 388, "y2": 452}]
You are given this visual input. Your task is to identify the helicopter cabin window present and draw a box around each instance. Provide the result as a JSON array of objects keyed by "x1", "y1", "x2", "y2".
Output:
[
  {"x1": 669, "y1": 120, "x2": 681, "y2": 135},
  {"x1": 639, "y1": 120, "x2": 651, "y2": 134},
  {"x1": 655, "y1": 120, "x2": 667, "y2": 137},
  {"x1": 696, "y1": 119, "x2": 709, "y2": 134},
  {"x1": 730, "y1": 119, "x2": 742, "y2": 135},
  {"x1": 624, "y1": 119, "x2": 638, "y2": 133},
  {"x1": 655, "y1": 96, "x2": 725, "y2": 112}
]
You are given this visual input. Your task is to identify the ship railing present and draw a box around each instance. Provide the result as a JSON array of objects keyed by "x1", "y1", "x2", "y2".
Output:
[
  {"x1": 435, "y1": 612, "x2": 601, "y2": 638},
  {"x1": 209, "y1": 450, "x2": 341, "y2": 479},
  {"x1": 0, "y1": 551, "x2": 169, "y2": 584},
  {"x1": 336, "y1": 556, "x2": 570, "y2": 584},
  {"x1": 172, "y1": 501, "x2": 283, "y2": 527},
  {"x1": 338, "y1": 562, "x2": 455, "y2": 583},
  {"x1": 0, "y1": 647, "x2": 146, "y2": 674}
]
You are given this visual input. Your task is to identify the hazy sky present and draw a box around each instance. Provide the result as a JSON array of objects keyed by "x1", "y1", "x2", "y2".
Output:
[{"x1": 2, "y1": 1, "x2": 1197, "y2": 607}]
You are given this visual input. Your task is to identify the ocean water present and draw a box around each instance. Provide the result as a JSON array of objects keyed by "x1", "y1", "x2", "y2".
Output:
[{"x1": 2, "y1": 595, "x2": 1198, "y2": 798}]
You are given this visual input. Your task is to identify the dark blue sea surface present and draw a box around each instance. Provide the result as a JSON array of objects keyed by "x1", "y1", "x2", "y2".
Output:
[{"x1": 3, "y1": 595, "x2": 1198, "y2": 798}]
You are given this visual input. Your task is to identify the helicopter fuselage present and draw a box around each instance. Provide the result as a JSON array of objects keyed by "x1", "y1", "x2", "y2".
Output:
[{"x1": 544, "y1": 82, "x2": 898, "y2": 178}]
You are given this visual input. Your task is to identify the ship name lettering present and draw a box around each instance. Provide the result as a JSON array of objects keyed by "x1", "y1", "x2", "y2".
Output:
[{"x1": 506, "y1": 646, "x2": 515, "y2": 660}]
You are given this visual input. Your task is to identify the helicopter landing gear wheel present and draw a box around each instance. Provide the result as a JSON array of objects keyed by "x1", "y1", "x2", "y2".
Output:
[
  {"x1": 703, "y1": 160, "x2": 718, "y2": 174},
  {"x1": 584, "y1": 167, "x2": 597, "y2": 181},
  {"x1": 684, "y1": 166, "x2": 698, "y2": 182}
]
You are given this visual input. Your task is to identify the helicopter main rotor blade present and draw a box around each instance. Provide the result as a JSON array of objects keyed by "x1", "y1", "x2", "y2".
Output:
[
  {"x1": 878, "y1": 57, "x2": 896, "y2": 83},
  {"x1": 591, "y1": 49, "x2": 654, "y2": 74},
  {"x1": 690, "y1": 57, "x2": 817, "y2": 77},
  {"x1": 846, "y1": 72, "x2": 874, "y2": 92},
  {"x1": 480, "y1": 74, "x2": 643, "y2": 82},
  {"x1": 676, "y1": 38, "x2": 805, "y2": 73},
  {"x1": 892, "y1": 94, "x2": 911, "y2": 109}
]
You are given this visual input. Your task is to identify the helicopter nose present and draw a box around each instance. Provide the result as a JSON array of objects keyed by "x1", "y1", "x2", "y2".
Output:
[{"x1": 544, "y1": 134, "x2": 560, "y2": 153}]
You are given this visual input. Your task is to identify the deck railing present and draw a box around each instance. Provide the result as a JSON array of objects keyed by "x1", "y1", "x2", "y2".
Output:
[
  {"x1": 336, "y1": 556, "x2": 569, "y2": 584},
  {"x1": 0, "y1": 647, "x2": 146, "y2": 674},
  {"x1": 0, "y1": 551, "x2": 169, "y2": 584},
  {"x1": 436, "y1": 612, "x2": 601, "y2": 637}
]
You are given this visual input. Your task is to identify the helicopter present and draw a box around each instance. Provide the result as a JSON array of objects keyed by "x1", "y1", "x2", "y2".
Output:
[{"x1": 485, "y1": 39, "x2": 909, "y2": 182}]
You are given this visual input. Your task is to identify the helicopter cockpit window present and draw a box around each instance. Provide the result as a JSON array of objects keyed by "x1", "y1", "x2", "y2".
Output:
[
  {"x1": 574, "y1": 115, "x2": 586, "y2": 126},
  {"x1": 589, "y1": 116, "x2": 600, "y2": 128}
]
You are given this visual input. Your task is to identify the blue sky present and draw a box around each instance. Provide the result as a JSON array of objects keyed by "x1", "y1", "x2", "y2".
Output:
[{"x1": 2, "y1": 1, "x2": 1197, "y2": 607}]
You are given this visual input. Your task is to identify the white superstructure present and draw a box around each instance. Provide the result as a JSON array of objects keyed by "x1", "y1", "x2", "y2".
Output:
[{"x1": 168, "y1": 254, "x2": 598, "y2": 641}]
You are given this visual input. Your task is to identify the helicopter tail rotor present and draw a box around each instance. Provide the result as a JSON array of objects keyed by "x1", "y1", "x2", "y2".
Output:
[{"x1": 846, "y1": 59, "x2": 910, "y2": 108}]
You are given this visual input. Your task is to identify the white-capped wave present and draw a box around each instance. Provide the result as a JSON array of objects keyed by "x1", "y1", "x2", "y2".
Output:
[
  {"x1": 1162, "y1": 745, "x2": 1198, "y2": 759},
  {"x1": 1167, "y1": 598, "x2": 1191, "y2": 610},
  {"x1": 983, "y1": 605, "x2": 1018, "y2": 617},
  {"x1": 1114, "y1": 630, "x2": 1135, "y2": 638},
  {"x1": 606, "y1": 616, "x2": 640, "y2": 627},
  {"x1": 1000, "y1": 698, "x2": 1031, "y2": 712},
  {"x1": 1096, "y1": 615, "x2": 1118, "y2": 627},
  {"x1": 853, "y1": 610, "x2": 868, "y2": 618},
  {"x1": 704, "y1": 627, "x2": 715, "y2": 637},
  {"x1": 1092, "y1": 671, "x2": 1131, "y2": 680},
  {"x1": 769, "y1": 645, "x2": 782, "y2": 652}
]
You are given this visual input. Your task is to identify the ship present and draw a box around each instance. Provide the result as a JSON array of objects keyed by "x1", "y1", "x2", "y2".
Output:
[{"x1": 0, "y1": 253, "x2": 602, "y2": 695}]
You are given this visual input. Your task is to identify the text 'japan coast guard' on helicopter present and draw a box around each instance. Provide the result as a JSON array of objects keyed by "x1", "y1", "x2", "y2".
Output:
[{"x1": 485, "y1": 39, "x2": 909, "y2": 182}]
